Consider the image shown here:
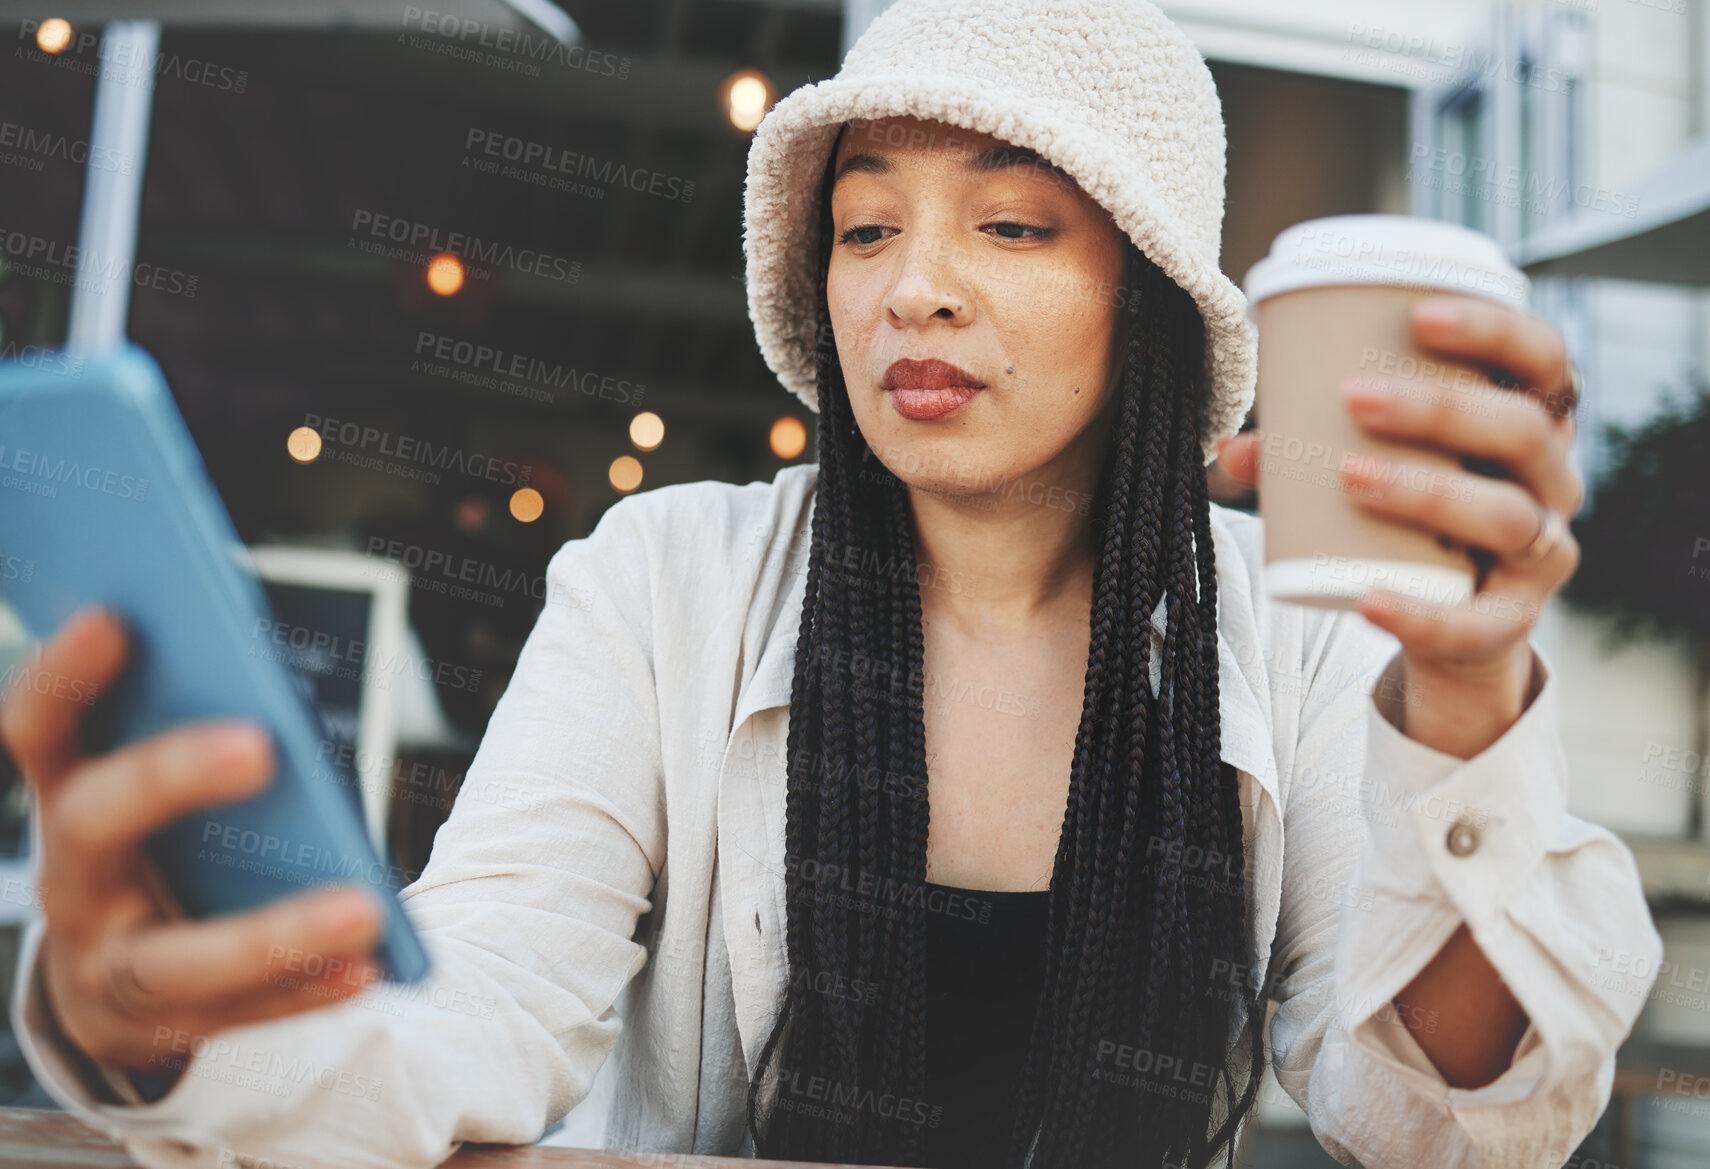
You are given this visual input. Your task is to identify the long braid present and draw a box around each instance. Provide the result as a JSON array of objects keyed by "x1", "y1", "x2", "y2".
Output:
[{"x1": 748, "y1": 152, "x2": 1264, "y2": 1169}]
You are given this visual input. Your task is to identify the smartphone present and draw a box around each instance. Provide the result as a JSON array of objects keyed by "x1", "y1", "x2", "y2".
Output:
[{"x1": 0, "y1": 344, "x2": 428, "y2": 984}]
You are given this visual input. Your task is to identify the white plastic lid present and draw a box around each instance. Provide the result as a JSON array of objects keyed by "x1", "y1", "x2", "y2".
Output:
[{"x1": 1242, "y1": 214, "x2": 1529, "y2": 310}]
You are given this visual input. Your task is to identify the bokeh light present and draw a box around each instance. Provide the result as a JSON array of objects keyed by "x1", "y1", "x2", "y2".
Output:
[
  {"x1": 629, "y1": 411, "x2": 664, "y2": 452},
  {"x1": 286, "y1": 426, "x2": 322, "y2": 464},
  {"x1": 509, "y1": 487, "x2": 544, "y2": 523},
  {"x1": 608, "y1": 455, "x2": 643, "y2": 493},
  {"x1": 770, "y1": 416, "x2": 807, "y2": 459},
  {"x1": 722, "y1": 70, "x2": 775, "y2": 133},
  {"x1": 425, "y1": 252, "x2": 465, "y2": 296},
  {"x1": 36, "y1": 19, "x2": 72, "y2": 54}
]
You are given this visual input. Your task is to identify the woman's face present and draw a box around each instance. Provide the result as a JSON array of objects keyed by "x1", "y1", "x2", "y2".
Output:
[{"x1": 826, "y1": 116, "x2": 1130, "y2": 503}]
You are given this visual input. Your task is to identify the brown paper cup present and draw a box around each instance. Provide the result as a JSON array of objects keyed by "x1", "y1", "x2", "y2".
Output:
[{"x1": 1242, "y1": 216, "x2": 1531, "y2": 611}]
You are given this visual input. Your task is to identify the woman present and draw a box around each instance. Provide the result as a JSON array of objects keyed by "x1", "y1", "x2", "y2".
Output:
[{"x1": 4, "y1": 3, "x2": 1661, "y2": 1169}]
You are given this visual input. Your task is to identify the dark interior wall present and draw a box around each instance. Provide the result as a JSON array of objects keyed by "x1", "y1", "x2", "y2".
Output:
[{"x1": 1211, "y1": 60, "x2": 1412, "y2": 289}]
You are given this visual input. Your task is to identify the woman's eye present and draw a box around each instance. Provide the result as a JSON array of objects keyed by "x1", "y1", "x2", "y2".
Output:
[
  {"x1": 984, "y1": 222, "x2": 1049, "y2": 240},
  {"x1": 837, "y1": 225, "x2": 890, "y2": 246}
]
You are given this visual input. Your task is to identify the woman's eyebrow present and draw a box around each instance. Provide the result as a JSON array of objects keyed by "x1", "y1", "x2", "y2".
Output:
[
  {"x1": 832, "y1": 152, "x2": 889, "y2": 185},
  {"x1": 831, "y1": 145, "x2": 1071, "y2": 186},
  {"x1": 968, "y1": 145, "x2": 1069, "y2": 183}
]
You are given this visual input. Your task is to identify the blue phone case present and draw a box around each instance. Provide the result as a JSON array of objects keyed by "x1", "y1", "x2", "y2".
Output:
[{"x1": 0, "y1": 345, "x2": 428, "y2": 984}]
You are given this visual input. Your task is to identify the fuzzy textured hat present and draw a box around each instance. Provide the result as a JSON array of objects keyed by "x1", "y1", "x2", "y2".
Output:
[{"x1": 741, "y1": 0, "x2": 1255, "y2": 466}]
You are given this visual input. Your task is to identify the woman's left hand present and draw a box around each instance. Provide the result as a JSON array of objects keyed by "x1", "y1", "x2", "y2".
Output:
[{"x1": 1217, "y1": 295, "x2": 1584, "y2": 753}]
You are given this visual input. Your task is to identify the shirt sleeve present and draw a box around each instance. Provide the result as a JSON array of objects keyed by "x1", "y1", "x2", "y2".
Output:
[
  {"x1": 7, "y1": 498, "x2": 669, "y2": 1169},
  {"x1": 1265, "y1": 608, "x2": 1663, "y2": 1169}
]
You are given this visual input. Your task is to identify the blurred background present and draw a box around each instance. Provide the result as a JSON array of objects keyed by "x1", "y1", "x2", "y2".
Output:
[{"x1": 0, "y1": 1, "x2": 1706, "y2": 1166}]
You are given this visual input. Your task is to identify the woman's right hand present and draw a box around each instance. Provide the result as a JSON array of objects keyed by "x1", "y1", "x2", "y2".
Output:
[{"x1": 0, "y1": 606, "x2": 387, "y2": 1082}]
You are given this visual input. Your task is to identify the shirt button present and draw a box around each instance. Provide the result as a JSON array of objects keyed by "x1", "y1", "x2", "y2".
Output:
[{"x1": 1445, "y1": 817, "x2": 1481, "y2": 857}]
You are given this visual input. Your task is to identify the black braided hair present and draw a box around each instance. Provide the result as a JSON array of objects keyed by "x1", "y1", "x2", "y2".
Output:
[{"x1": 745, "y1": 143, "x2": 1266, "y2": 1169}]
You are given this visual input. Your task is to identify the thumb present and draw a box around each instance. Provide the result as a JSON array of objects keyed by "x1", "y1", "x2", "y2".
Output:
[{"x1": 1215, "y1": 432, "x2": 1259, "y2": 486}]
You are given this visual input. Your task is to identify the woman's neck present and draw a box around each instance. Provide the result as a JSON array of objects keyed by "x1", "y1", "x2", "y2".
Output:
[{"x1": 908, "y1": 458, "x2": 1102, "y2": 634}]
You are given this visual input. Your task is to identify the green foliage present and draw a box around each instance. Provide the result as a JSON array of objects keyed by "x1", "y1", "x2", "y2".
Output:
[{"x1": 1561, "y1": 381, "x2": 1710, "y2": 649}]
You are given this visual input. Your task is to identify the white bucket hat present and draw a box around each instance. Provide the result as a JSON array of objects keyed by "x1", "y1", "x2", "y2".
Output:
[{"x1": 741, "y1": 0, "x2": 1256, "y2": 466}]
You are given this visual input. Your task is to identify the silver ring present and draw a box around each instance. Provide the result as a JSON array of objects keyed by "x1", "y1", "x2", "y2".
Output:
[{"x1": 1515, "y1": 502, "x2": 1564, "y2": 564}]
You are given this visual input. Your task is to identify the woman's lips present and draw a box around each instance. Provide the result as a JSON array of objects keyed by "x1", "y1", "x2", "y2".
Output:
[
  {"x1": 882, "y1": 357, "x2": 986, "y2": 421},
  {"x1": 890, "y1": 387, "x2": 979, "y2": 420}
]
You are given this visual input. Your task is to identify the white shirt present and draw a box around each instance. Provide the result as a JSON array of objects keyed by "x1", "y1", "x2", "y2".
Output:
[{"x1": 12, "y1": 462, "x2": 1663, "y2": 1169}]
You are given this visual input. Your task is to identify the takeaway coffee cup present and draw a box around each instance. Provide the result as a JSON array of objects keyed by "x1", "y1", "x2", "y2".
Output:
[{"x1": 1241, "y1": 214, "x2": 1531, "y2": 610}]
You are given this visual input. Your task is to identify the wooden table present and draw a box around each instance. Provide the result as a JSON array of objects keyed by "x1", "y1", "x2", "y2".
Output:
[{"x1": 0, "y1": 1106, "x2": 890, "y2": 1168}]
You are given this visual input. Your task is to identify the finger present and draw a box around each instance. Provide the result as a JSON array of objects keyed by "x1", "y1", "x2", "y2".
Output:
[
  {"x1": 1356, "y1": 582, "x2": 1547, "y2": 666},
  {"x1": 1342, "y1": 376, "x2": 1583, "y2": 516},
  {"x1": 1216, "y1": 432, "x2": 1259, "y2": 485},
  {"x1": 107, "y1": 884, "x2": 384, "y2": 1015},
  {"x1": 104, "y1": 956, "x2": 385, "y2": 1073},
  {"x1": 0, "y1": 607, "x2": 128, "y2": 791},
  {"x1": 1340, "y1": 455, "x2": 1566, "y2": 567},
  {"x1": 50, "y1": 721, "x2": 274, "y2": 891},
  {"x1": 1410, "y1": 297, "x2": 1570, "y2": 404},
  {"x1": 210, "y1": 953, "x2": 385, "y2": 1028},
  {"x1": 34, "y1": 860, "x2": 159, "y2": 948}
]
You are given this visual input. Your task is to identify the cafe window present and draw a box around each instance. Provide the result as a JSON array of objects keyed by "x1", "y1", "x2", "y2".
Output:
[{"x1": 1435, "y1": 85, "x2": 1489, "y2": 234}]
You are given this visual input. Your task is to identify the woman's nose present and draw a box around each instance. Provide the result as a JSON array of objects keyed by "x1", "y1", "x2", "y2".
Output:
[{"x1": 884, "y1": 237, "x2": 974, "y2": 328}]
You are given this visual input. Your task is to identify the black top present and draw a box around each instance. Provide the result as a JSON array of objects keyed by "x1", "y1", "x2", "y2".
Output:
[{"x1": 920, "y1": 878, "x2": 1051, "y2": 1169}]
